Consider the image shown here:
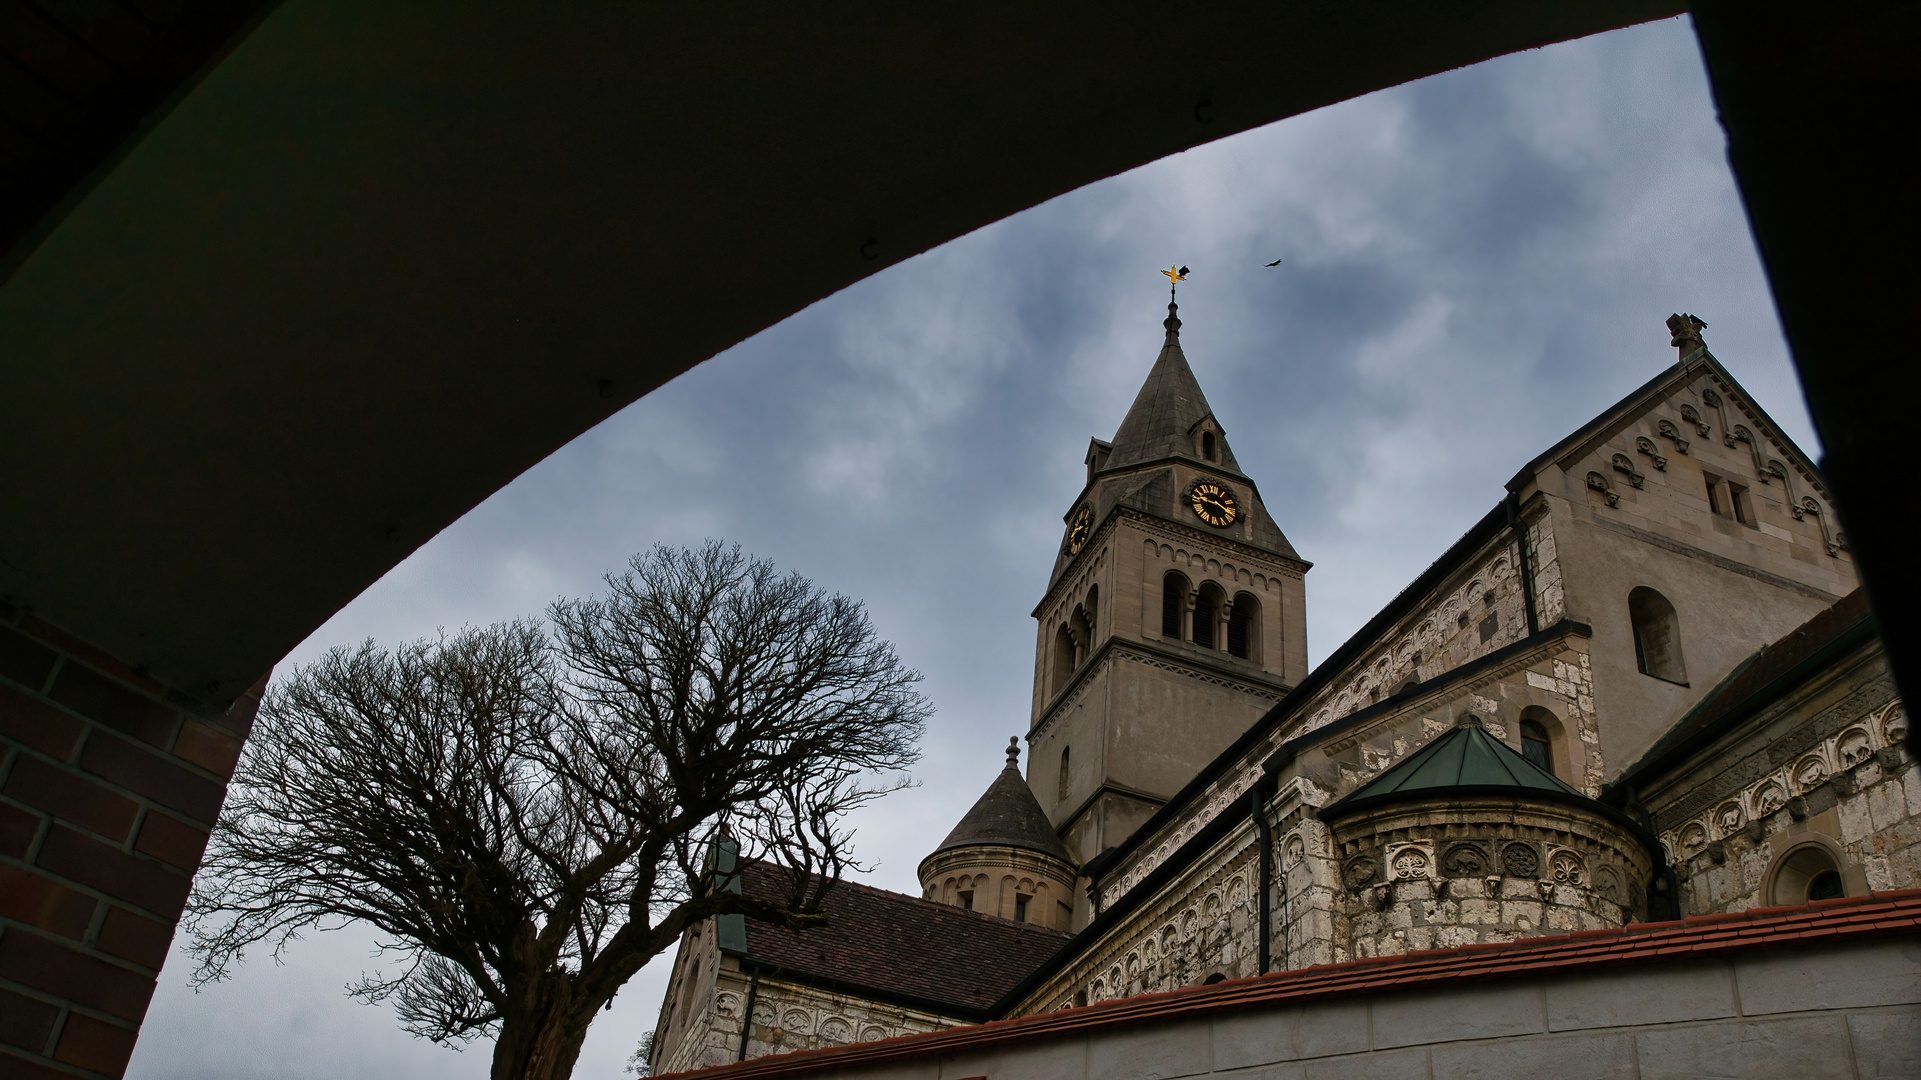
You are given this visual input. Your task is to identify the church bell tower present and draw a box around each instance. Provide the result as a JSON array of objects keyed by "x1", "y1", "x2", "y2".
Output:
[{"x1": 1028, "y1": 299, "x2": 1309, "y2": 909}]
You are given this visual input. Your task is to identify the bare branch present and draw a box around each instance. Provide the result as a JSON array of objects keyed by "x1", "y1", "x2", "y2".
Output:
[{"x1": 186, "y1": 543, "x2": 929, "y2": 1080}]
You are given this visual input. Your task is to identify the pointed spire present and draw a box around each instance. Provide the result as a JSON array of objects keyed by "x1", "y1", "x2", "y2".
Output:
[
  {"x1": 1103, "y1": 301, "x2": 1234, "y2": 473},
  {"x1": 929, "y1": 738, "x2": 1073, "y2": 863}
]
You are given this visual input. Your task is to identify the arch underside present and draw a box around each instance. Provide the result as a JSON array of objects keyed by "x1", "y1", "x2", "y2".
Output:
[{"x1": 0, "y1": 0, "x2": 1683, "y2": 711}]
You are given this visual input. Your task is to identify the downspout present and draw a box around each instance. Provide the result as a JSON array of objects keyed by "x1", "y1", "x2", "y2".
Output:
[
  {"x1": 735, "y1": 965, "x2": 762, "y2": 1063},
  {"x1": 1509, "y1": 494, "x2": 1540, "y2": 635},
  {"x1": 1251, "y1": 776, "x2": 1274, "y2": 975}
]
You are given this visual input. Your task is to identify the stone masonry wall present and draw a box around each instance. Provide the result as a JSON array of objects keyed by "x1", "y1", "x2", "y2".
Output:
[
  {"x1": 1019, "y1": 829, "x2": 1267, "y2": 1015},
  {"x1": 1329, "y1": 802, "x2": 1653, "y2": 959},
  {"x1": 1664, "y1": 696, "x2": 1915, "y2": 914},
  {"x1": 0, "y1": 606, "x2": 260, "y2": 1080},
  {"x1": 660, "y1": 970, "x2": 961, "y2": 1074}
]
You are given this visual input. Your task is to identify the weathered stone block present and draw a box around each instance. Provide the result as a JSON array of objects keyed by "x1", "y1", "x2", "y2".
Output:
[
  {"x1": 1545, "y1": 959, "x2": 1736, "y2": 1031},
  {"x1": 1847, "y1": 1008, "x2": 1921, "y2": 1080},
  {"x1": 1212, "y1": 999, "x2": 1370, "y2": 1070},
  {"x1": 1087, "y1": 1018, "x2": 1210, "y2": 1080},
  {"x1": 1301, "y1": 1048, "x2": 1430, "y2": 1080},
  {"x1": 937, "y1": 1036, "x2": 1085, "y2": 1080},
  {"x1": 1370, "y1": 981, "x2": 1543, "y2": 1048},
  {"x1": 1735, "y1": 940, "x2": 1921, "y2": 1015},
  {"x1": 1636, "y1": 1015, "x2": 1848, "y2": 1080},
  {"x1": 1867, "y1": 780, "x2": 1907, "y2": 834},
  {"x1": 1431, "y1": 1031, "x2": 1634, "y2": 1080}
]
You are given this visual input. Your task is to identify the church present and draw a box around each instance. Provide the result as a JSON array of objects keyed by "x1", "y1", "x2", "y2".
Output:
[{"x1": 643, "y1": 304, "x2": 1918, "y2": 1078}]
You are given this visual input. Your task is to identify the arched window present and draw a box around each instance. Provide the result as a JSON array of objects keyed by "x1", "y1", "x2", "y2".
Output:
[
  {"x1": 1058, "y1": 746, "x2": 1071, "y2": 802},
  {"x1": 1518, "y1": 706, "x2": 1565, "y2": 778},
  {"x1": 1162, "y1": 571, "x2": 1189, "y2": 639},
  {"x1": 1052, "y1": 623, "x2": 1075, "y2": 693},
  {"x1": 1194, "y1": 584, "x2": 1223, "y2": 650},
  {"x1": 1069, "y1": 604, "x2": 1092, "y2": 666},
  {"x1": 1227, "y1": 592, "x2": 1260, "y2": 661},
  {"x1": 1521, "y1": 718, "x2": 1553, "y2": 774},
  {"x1": 1770, "y1": 842, "x2": 1848, "y2": 904},
  {"x1": 1201, "y1": 431, "x2": 1217, "y2": 461},
  {"x1": 1629, "y1": 587, "x2": 1688, "y2": 684}
]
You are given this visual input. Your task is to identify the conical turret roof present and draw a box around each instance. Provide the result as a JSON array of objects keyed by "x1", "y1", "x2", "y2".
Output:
[
  {"x1": 931, "y1": 739, "x2": 1074, "y2": 864},
  {"x1": 1103, "y1": 302, "x2": 1243, "y2": 474}
]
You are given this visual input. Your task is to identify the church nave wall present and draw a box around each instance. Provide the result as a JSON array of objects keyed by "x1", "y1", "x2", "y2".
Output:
[{"x1": 1294, "y1": 530, "x2": 1533, "y2": 741}]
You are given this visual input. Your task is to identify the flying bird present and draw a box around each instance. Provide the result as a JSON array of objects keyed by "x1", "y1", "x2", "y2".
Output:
[{"x1": 1264, "y1": 258, "x2": 1283, "y2": 267}]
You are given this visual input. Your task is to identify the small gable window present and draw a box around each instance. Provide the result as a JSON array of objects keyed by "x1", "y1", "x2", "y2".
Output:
[
  {"x1": 1201, "y1": 431, "x2": 1217, "y2": 461},
  {"x1": 1629, "y1": 587, "x2": 1688, "y2": 685}
]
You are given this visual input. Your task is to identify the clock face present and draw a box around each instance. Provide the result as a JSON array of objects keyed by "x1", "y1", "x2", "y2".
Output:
[
  {"x1": 1188, "y1": 481, "x2": 1239, "y2": 528},
  {"x1": 1066, "y1": 505, "x2": 1093, "y2": 555}
]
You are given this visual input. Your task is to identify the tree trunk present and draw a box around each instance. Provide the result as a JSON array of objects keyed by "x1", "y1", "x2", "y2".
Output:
[{"x1": 491, "y1": 988, "x2": 593, "y2": 1080}]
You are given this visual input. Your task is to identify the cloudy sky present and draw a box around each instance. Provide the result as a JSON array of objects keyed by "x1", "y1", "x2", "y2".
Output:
[{"x1": 128, "y1": 15, "x2": 1819, "y2": 1080}]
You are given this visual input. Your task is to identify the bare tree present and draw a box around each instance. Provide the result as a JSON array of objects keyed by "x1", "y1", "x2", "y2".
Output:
[{"x1": 187, "y1": 542, "x2": 929, "y2": 1080}]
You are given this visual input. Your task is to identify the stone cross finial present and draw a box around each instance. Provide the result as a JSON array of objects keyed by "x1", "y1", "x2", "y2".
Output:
[
  {"x1": 1006, "y1": 736, "x2": 1021, "y2": 767},
  {"x1": 1667, "y1": 312, "x2": 1708, "y2": 355}
]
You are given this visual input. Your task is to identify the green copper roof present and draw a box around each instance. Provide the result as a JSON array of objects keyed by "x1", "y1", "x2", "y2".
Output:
[{"x1": 1322, "y1": 721, "x2": 1588, "y2": 817}]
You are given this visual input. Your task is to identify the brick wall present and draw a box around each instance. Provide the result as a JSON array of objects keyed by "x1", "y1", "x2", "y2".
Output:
[{"x1": 0, "y1": 603, "x2": 261, "y2": 1080}]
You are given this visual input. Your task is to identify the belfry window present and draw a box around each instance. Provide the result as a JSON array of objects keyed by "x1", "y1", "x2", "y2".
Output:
[
  {"x1": 1052, "y1": 623, "x2": 1075, "y2": 694},
  {"x1": 1193, "y1": 585, "x2": 1222, "y2": 650},
  {"x1": 1058, "y1": 746, "x2": 1070, "y2": 801},
  {"x1": 1629, "y1": 587, "x2": 1688, "y2": 685},
  {"x1": 1521, "y1": 719, "x2": 1553, "y2": 774},
  {"x1": 1201, "y1": 431, "x2": 1217, "y2": 461},
  {"x1": 1162, "y1": 571, "x2": 1189, "y2": 639},
  {"x1": 1227, "y1": 592, "x2": 1259, "y2": 661}
]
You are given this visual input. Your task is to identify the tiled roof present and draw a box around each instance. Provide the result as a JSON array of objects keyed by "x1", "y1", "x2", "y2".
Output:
[
  {"x1": 662, "y1": 890, "x2": 1921, "y2": 1080},
  {"x1": 1609, "y1": 587, "x2": 1876, "y2": 792},
  {"x1": 735, "y1": 861, "x2": 1071, "y2": 1017}
]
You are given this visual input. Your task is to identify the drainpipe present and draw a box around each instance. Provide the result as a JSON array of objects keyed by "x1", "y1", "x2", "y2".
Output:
[
  {"x1": 735, "y1": 966, "x2": 762, "y2": 1062},
  {"x1": 1509, "y1": 494, "x2": 1540, "y2": 635},
  {"x1": 1251, "y1": 776, "x2": 1275, "y2": 975}
]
